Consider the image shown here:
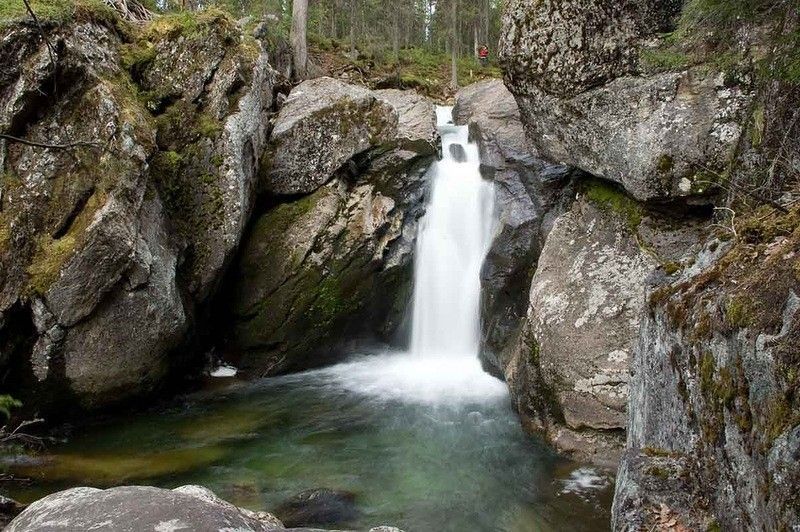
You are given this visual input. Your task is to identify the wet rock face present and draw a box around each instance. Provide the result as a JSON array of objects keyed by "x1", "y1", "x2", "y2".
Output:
[
  {"x1": 0, "y1": 15, "x2": 273, "y2": 410},
  {"x1": 452, "y1": 80, "x2": 573, "y2": 374},
  {"x1": 230, "y1": 85, "x2": 436, "y2": 376},
  {"x1": 499, "y1": 0, "x2": 754, "y2": 202},
  {"x1": 262, "y1": 77, "x2": 399, "y2": 195}
]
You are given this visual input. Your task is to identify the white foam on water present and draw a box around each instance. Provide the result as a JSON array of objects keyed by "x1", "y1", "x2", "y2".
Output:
[
  {"x1": 559, "y1": 468, "x2": 610, "y2": 496},
  {"x1": 210, "y1": 365, "x2": 238, "y2": 378},
  {"x1": 320, "y1": 352, "x2": 507, "y2": 405}
]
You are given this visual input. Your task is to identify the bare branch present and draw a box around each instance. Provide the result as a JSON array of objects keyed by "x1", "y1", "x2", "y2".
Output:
[
  {"x1": 0, "y1": 133, "x2": 103, "y2": 151},
  {"x1": 713, "y1": 206, "x2": 738, "y2": 240},
  {"x1": 22, "y1": 0, "x2": 58, "y2": 94}
]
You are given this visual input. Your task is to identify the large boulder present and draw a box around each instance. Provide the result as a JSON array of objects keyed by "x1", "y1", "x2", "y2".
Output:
[
  {"x1": 375, "y1": 89, "x2": 438, "y2": 151},
  {"x1": 0, "y1": 12, "x2": 273, "y2": 410},
  {"x1": 505, "y1": 182, "x2": 706, "y2": 465},
  {"x1": 452, "y1": 80, "x2": 574, "y2": 374},
  {"x1": 229, "y1": 83, "x2": 436, "y2": 375},
  {"x1": 499, "y1": 0, "x2": 755, "y2": 201},
  {"x1": 262, "y1": 77, "x2": 399, "y2": 195}
]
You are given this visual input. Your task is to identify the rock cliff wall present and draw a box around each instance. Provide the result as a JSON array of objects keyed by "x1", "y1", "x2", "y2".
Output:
[{"x1": 500, "y1": 0, "x2": 800, "y2": 528}]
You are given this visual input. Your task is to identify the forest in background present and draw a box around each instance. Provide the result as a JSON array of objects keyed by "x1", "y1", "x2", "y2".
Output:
[{"x1": 166, "y1": 0, "x2": 506, "y2": 96}]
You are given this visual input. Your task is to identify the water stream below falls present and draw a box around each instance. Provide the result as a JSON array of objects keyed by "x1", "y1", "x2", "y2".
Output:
[{"x1": 3, "y1": 108, "x2": 613, "y2": 530}]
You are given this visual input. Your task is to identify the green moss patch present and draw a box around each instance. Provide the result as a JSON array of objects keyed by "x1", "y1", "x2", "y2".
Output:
[
  {"x1": 581, "y1": 178, "x2": 645, "y2": 231},
  {"x1": 26, "y1": 191, "x2": 105, "y2": 295},
  {"x1": 143, "y1": 7, "x2": 236, "y2": 41}
]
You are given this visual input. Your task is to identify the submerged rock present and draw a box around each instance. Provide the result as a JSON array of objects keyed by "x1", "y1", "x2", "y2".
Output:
[
  {"x1": 274, "y1": 488, "x2": 358, "y2": 528},
  {"x1": 0, "y1": 495, "x2": 24, "y2": 528}
]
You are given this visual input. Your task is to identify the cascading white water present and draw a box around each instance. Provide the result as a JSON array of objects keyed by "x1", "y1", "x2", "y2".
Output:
[
  {"x1": 409, "y1": 108, "x2": 497, "y2": 359},
  {"x1": 320, "y1": 106, "x2": 506, "y2": 404}
]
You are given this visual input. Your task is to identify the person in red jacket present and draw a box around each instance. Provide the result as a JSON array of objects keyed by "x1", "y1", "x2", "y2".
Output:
[{"x1": 478, "y1": 45, "x2": 489, "y2": 67}]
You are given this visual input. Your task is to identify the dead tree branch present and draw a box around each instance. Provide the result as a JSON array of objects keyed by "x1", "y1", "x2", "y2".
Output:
[
  {"x1": 22, "y1": 0, "x2": 58, "y2": 94},
  {"x1": 0, "y1": 133, "x2": 103, "y2": 151}
]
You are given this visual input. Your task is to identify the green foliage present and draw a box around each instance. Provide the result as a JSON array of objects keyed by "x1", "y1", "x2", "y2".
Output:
[
  {"x1": 26, "y1": 190, "x2": 105, "y2": 295},
  {"x1": 528, "y1": 337, "x2": 540, "y2": 365},
  {"x1": 145, "y1": 7, "x2": 235, "y2": 40},
  {"x1": 0, "y1": 395, "x2": 22, "y2": 420},
  {"x1": 646, "y1": 465, "x2": 670, "y2": 479},
  {"x1": 677, "y1": 0, "x2": 774, "y2": 40},
  {"x1": 120, "y1": 41, "x2": 157, "y2": 79},
  {"x1": 662, "y1": 261, "x2": 682, "y2": 275}
]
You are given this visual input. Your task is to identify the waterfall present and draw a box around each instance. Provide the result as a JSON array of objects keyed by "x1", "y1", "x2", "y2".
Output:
[
  {"x1": 409, "y1": 107, "x2": 497, "y2": 359},
  {"x1": 321, "y1": 106, "x2": 505, "y2": 405}
]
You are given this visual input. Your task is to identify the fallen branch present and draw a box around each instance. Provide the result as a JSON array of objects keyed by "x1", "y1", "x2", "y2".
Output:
[
  {"x1": 0, "y1": 418, "x2": 49, "y2": 450},
  {"x1": 695, "y1": 165, "x2": 789, "y2": 214},
  {"x1": 0, "y1": 133, "x2": 103, "y2": 150},
  {"x1": 22, "y1": 0, "x2": 58, "y2": 94}
]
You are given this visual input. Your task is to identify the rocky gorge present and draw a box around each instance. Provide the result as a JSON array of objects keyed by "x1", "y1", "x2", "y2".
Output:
[{"x1": 1, "y1": 0, "x2": 799, "y2": 530}]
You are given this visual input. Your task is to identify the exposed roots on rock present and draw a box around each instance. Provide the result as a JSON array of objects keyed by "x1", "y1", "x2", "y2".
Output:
[{"x1": 102, "y1": 0, "x2": 155, "y2": 22}]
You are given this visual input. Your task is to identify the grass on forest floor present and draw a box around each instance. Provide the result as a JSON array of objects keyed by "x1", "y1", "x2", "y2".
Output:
[
  {"x1": 310, "y1": 35, "x2": 503, "y2": 101},
  {"x1": 0, "y1": 0, "x2": 119, "y2": 27}
]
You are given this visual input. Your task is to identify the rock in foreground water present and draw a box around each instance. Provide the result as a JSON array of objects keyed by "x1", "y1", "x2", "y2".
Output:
[
  {"x1": 7, "y1": 485, "x2": 405, "y2": 532},
  {"x1": 274, "y1": 488, "x2": 358, "y2": 528},
  {"x1": 6, "y1": 485, "x2": 283, "y2": 531}
]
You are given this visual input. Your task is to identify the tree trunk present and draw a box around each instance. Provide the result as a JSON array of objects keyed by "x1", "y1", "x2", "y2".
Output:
[
  {"x1": 450, "y1": 0, "x2": 458, "y2": 90},
  {"x1": 290, "y1": 0, "x2": 308, "y2": 80},
  {"x1": 393, "y1": 9, "x2": 400, "y2": 59},
  {"x1": 349, "y1": 0, "x2": 357, "y2": 59},
  {"x1": 483, "y1": 0, "x2": 490, "y2": 46}
]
